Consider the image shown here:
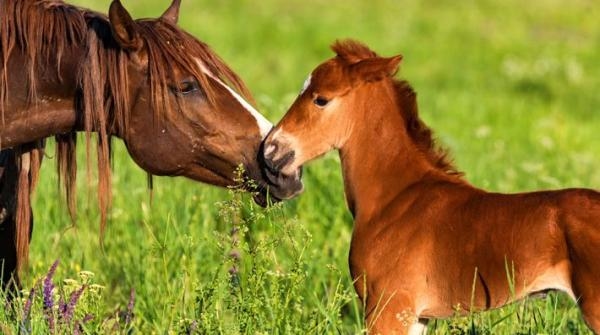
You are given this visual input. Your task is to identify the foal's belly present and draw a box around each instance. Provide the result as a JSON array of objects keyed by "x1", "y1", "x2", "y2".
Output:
[
  {"x1": 520, "y1": 260, "x2": 575, "y2": 300},
  {"x1": 418, "y1": 259, "x2": 575, "y2": 318}
]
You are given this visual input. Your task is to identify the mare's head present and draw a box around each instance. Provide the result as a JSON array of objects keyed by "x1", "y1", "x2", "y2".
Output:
[
  {"x1": 262, "y1": 40, "x2": 402, "y2": 176},
  {"x1": 102, "y1": 0, "x2": 302, "y2": 203}
]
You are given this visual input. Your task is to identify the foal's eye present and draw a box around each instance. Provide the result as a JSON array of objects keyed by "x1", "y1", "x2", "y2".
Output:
[
  {"x1": 313, "y1": 96, "x2": 329, "y2": 107},
  {"x1": 172, "y1": 79, "x2": 200, "y2": 95}
]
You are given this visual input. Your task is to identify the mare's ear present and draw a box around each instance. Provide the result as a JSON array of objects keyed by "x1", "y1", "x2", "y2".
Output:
[
  {"x1": 160, "y1": 0, "x2": 181, "y2": 25},
  {"x1": 350, "y1": 55, "x2": 403, "y2": 83},
  {"x1": 109, "y1": 0, "x2": 143, "y2": 51}
]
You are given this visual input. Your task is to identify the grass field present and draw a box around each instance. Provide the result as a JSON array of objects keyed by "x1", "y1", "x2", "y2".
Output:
[{"x1": 2, "y1": 0, "x2": 599, "y2": 333}]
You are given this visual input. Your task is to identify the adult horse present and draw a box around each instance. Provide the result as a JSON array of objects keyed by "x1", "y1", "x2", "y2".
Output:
[
  {"x1": 262, "y1": 40, "x2": 600, "y2": 334},
  {"x1": 0, "y1": 0, "x2": 303, "y2": 291}
]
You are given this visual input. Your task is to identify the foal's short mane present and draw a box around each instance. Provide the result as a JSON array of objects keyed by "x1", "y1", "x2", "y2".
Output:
[
  {"x1": 393, "y1": 80, "x2": 460, "y2": 175},
  {"x1": 332, "y1": 39, "x2": 460, "y2": 175},
  {"x1": 332, "y1": 39, "x2": 377, "y2": 63},
  {"x1": 1, "y1": 0, "x2": 254, "y2": 267}
]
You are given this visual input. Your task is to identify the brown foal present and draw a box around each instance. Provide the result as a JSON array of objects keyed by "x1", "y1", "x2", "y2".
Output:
[{"x1": 262, "y1": 40, "x2": 600, "y2": 334}]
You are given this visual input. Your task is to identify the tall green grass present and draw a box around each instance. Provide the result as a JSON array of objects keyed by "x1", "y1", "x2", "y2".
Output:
[{"x1": 1, "y1": 0, "x2": 598, "y2": 333}]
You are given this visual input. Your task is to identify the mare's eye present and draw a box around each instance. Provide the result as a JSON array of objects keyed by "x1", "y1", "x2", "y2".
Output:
[
  {"x1": 313, "y1": 96, "x2": 329, "y2": 107},
  {"x1": 173, "y1": 79, "x2": 200, "y2": 95}
]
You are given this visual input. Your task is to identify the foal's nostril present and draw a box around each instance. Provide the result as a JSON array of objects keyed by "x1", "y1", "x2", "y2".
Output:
[
  {"x1": 263, "y1": 143, "x2": 277, "y2": 159},
  {"x1": 262, "y1": 147, "x2": 295, "y2": 175},
  {"x1": 260, "y1": 136, "x2": 296, "y2": 176},
  {"x1": 273, "y1": 150, "x2": 295, "y2": 171},
  {"x1": 261, "y1": 139, "x2": 282, "y2": 172}
]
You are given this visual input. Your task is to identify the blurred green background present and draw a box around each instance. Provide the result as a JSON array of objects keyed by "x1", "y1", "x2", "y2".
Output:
[{"x1": 14, "y1": 0, "x2": 600, "y2": 333}]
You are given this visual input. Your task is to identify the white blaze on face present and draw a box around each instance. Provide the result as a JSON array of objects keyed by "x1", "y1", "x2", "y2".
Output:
[
  {"x1": 196, "y1": 59, "x2": 273, "y2": 138},
  {"x1": 300, "y1": 74, "x2": 312, "y2": 95}
]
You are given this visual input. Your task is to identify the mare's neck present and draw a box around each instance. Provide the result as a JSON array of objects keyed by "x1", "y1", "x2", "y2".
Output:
[
  {"x1": 0, "y1": 37, "x2": 126, "y2": 149},
  {"x1": 1, "y1": 46, "x2": 83, "y2": 148},
  {"x1": 338, "y1": 81, "x2": 451, "y2": 222}
]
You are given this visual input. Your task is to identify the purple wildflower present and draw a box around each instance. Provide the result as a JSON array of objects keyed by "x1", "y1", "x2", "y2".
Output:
[
  {"x1": 20, "y1": 284, "x2": 36, "y2": 334},
  {"x1": 125, "y1": 288, "x2": 135, "y2": 326},
  {"x1": 22, "y1": 285, "x2": 35, "y2": 319},
  {"x1": 43, "y1": 260, "x2": 59, "y2": 332},
  {"x1": 58, "y1": 295, "x2": 66, "y2": 315},
  {"x1": 43, "y1": 260, "x2": 59, "y2": 308},
  {"x1": 62, "y1": 285, "x2": 86, "y2": 324}
]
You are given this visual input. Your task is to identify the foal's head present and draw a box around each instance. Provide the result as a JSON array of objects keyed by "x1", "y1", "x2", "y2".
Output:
[
  {"x1": 262, "y1": 40, "x2": 402, "y2": 176},
  {"x1": 103, "y1": 0, "x2": 302, "y2": 203}
]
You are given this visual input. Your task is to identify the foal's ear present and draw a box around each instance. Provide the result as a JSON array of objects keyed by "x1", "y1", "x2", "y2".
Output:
[
  {"x1": 109, "y1": 0, "x2": 143, "y2": 51},
  {"x1": 350, "y1": 55, "x2": 403, "y2": 83},
  {"x1": 160, "y1": 0, "x2": 181, "y2": 25}
]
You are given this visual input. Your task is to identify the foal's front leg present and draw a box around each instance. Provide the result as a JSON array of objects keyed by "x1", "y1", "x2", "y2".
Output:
[
  {"x1": 366, "y1": 293, "x2": 428, "y2": 335},
  {"x1": 368, "y1": 309, "x2": 428, "y2": 335}
]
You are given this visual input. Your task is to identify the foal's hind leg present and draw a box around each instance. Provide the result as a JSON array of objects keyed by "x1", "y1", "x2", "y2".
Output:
[
  {"x1": 573, "y1": 263, "x2": 600, "y2": 333},
  {"x1": 563, "y1": 190, "x2": 600, "y2": 334},
  {"x1": 579, "y1": 298, "x2": 600, "y2": 334}
]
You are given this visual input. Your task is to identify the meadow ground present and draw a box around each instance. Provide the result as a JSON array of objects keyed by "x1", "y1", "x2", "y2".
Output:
[{"x1": 2, "y1": 0, "x2": 599, "y2": 333}]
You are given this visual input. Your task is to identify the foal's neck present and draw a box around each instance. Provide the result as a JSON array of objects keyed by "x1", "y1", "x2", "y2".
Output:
[{"x1": 339, "y1": 81, "x2": 455, "y2": 221}]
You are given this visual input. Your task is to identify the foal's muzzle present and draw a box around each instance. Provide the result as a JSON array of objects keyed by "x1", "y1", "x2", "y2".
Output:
[{"x1": 256, "y1": 140, "x2": 303, "y2": 204}]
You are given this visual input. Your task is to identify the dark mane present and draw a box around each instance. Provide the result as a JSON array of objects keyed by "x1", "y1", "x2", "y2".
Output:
[
  {"x1": 0, "y1": 1, "x2": 252, "y2": 118},
  {"x1": 1, "y1": 1, "x2": 81, "y2": 119},
  {"x1": 392, "y1": 80, "x2": 461, "y2": 176},
  {"x1": 1, "y1": 0, "x2": 255, "y2": 265}
]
